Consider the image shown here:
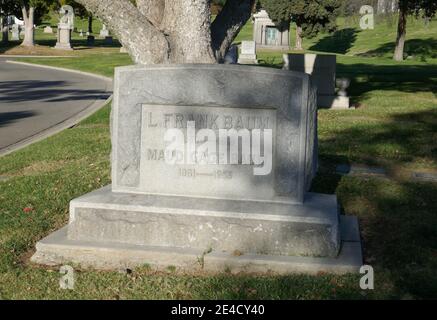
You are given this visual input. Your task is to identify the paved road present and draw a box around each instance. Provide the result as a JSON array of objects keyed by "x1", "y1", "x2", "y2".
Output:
[{"x1": 0, "y1": 57, "x2": 112, "y2": 154}]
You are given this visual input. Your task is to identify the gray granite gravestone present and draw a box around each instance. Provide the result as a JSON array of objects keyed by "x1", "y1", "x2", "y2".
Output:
[
  {"x1": 32, "y1": 64, "x2": 361, "y2": 274},
  {"x1": 283, "y1": 53, "x2": 350, "y2": 109}
]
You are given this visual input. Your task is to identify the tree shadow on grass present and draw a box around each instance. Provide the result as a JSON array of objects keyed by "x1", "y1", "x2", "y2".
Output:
[
  {"x1": 336, "y1": 62, "x2": 437, "y2": 105},
  {"x1": 0, "y1": 41, "x2": 22, "y2": 54},
  {"x1": 309, "y1": 28, "x2": 360, "y2": 55},
  {"x1": 315, "y1": 109, "x2": 437, "y2": 298},
  {"x1": 358, "y1": 38, "x2": 437, "y2": 61}
]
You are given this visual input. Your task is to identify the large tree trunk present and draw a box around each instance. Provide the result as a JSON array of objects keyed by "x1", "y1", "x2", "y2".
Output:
[
  {"x1": 393, "y1": 5, "x2": 407, "y2": 61},
  {"x1": 1, "y1": 16, "x2": 9, "y2": 44},
  {"x1": 76, "y1": 0, "x2": 252, "y2": 65},
  {"x1": 88, "y1": 15, "x2": 93, "y2": 34},
  {"x1": 76, "y1": 0, "x2": 170, "y2": 64},
  {"x1": 21, "y1": 6, "x2": 35, "y2": 47},
  {"x1": 295, "y1": 24, "x2": 303, "y2": 50},
  {"x1": 159, "y1": 0, "x2": 215, "y2": 63}
]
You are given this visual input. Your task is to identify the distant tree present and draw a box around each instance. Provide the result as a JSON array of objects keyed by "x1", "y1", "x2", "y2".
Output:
[
  {"x1": 393, "y1": 0, "x2": 437, "y2": 61},
  {"x1": 260, "y1": 0, "x2": 342, "y2": 50},
  {"x1": 18, "y1": 0, "x2": 54, "y2": 47}
]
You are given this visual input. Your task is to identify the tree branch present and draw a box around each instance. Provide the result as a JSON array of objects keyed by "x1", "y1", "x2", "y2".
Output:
[
  {"x1": 211, "y1": 0, "x2": 255, "y2": 61},
  {"x1": 75, "y1": 0, "x2": 169, "y2": 64}
]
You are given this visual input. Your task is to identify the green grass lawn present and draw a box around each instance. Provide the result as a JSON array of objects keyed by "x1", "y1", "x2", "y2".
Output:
[{"x1": 0, "y1": 14, "x2": 437, "y2": 299}]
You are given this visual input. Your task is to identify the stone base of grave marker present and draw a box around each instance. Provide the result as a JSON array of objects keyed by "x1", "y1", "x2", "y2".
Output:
[
  {"x1": 319, "y1": 95, "x2": 350, "y2": 109},
  {"x1": 32, "y1": 186, "x2": 361, "y2": 274},
  {"x1": 32, "y1": 65, "x2": 362, "y2": 274},
  {"x1": 54, "y1": 27, "x2": 73, "y2": 50}
]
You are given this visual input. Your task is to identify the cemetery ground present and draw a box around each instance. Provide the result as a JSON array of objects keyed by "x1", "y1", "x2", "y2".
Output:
[{"x1": 0, "y1": 16, "x2": 436, "y2": 299}]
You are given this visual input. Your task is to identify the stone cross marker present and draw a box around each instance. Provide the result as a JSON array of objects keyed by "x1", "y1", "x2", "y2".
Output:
[
  {"x1": 32, "y1": 65, "x2": 361, "y2": 274},
  {"x1": 54, "y1": 5, "x2": 74, "y2": 50}
]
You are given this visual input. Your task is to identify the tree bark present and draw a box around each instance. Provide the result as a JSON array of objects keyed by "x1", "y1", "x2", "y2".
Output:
[
  {"x1": 211, "y1": 0, "x2": 256, "y2": 62},
  {"x1": 393, "y1": 5, "x2": 407, "y2": 61},
  {"x1": 76, "y1": 0, "x2": 252, "y2": 65},
  {"x1": 21, "y1": 6, "x2": 35, "y2": 47},
  {"x1": 1, "y1": 16, "x2": 9, "y2": 44},
  {"x1": 136, "y1": 0, "x2": 166, "y2": 27},
  {"x1": 88, "y1": 15, "x2": 93, "y2": 33},
  {"x1": 295, "y1": 24, "x2": 303, "y2": 50},
  {"x1": 76, "y1": 0, "x2": 170, "y2": 64},
  {"x1": 160, "y1": 0, "x2": 215, "y2": 63}
]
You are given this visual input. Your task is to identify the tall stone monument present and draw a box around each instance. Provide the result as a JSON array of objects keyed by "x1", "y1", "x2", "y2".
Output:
[
  {"x1": 32, "y1": 65, "x2": 361, "y2": 274},
  {"x1": 54, "y1": 5, "x2": 74, "y2": 51}
]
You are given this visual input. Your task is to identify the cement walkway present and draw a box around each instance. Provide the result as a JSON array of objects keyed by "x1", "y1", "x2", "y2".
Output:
[{"x1": 0, "y1": 57, "x2": 112, "y2": 156}]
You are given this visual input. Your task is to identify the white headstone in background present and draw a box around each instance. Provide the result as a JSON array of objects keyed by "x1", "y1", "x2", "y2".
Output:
[
  {"x1": 11, "y1": 24, "x2": 19, "y2": 40},
  {"x1": 238, "y1": 41, "x2": 258, "y2": 64},
  {"x1": 99, "y1": 24, "x2": 109, "y2": 38},
  {"x1": 43, "y1": 26, "x2": 53, "y2": 34}
]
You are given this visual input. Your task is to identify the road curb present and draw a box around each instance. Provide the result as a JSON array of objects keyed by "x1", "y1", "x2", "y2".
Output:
[
  {"x1": 0, "y1": 55, "x2": 77, "y2": 58},
  {"x1": 0, "y1": 61, "x2": 114, "y2": 158},
  {"x1": 5, "y1": 60, "x2": 113, "y2": 82}
]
